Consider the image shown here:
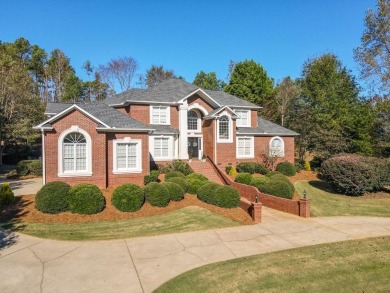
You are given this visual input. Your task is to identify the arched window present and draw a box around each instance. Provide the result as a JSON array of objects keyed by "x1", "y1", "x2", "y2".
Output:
[
  {"x1": 218, "y1": 115, "x2": 230, "y2": 140},
  {"x1": 269, "y1": 136, "x2": 284, "y2": 157},
  {"x1": 187, "y1": 110, "x2": 199, "y2": 131},
  {"x1": 63, "y1": 132, "x2": 87, "y2": 172}
]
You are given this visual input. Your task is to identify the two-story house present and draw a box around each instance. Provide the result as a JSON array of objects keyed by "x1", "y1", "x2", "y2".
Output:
[{"x1": 35, "y1": 78, "x2": 298, "y2": 188}]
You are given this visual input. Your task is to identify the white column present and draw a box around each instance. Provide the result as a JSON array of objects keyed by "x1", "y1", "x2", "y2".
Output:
[{"x1": 178, "y1": 102, "x2": 189, "y2": 159}]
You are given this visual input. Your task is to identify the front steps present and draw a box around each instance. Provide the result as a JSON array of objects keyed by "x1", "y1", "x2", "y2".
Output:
[{"x1": 188, "y1": 159, "x2": 225, "y2": 185}]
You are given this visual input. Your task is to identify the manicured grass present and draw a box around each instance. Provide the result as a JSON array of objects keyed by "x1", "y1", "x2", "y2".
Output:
[
  {"x1": 155, "y1": 236, "x2": 390, "y2": 293},
  {"x1": 1, "y1": 206, "x2": 240, "y2": 241},
  {"x1": 295, "y1": 180, "x2": 390, "y2": 217}
]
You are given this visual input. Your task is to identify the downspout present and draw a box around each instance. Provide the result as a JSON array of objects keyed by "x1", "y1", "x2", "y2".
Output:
[
  {"x1": 41, "y1": 129, "x2": 46, "y2": 185},
  {"x1": 214, "y1": 118, "x2": 217, "y2": 164}
]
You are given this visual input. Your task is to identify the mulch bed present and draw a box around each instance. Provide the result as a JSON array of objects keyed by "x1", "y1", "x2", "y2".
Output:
[{"x1": 0, "y1": 189, "x2": 254, "y2": 225}]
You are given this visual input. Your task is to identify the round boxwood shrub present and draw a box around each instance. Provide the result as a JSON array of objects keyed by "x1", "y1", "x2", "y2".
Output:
[
  {"x1": 35, "y1": 181, "x2": 70, "y2": 213},
  {"x1": 234, "y1": 172, "x2": 252, "y2": 185},
  {"x1": 270, "y1": 174, "x2": 295, "y2": 192},
  {"x1": 249, "y1": 176, "x2": 270, "y2": 190},
  {"x1": 161, "y1": 182, "x2": 185, "y2": 201},
  {"x1": 276, "y1": 162, "x2": 296, "y2": 176},
  {"x1": 258, "y1": 180, "x2": 294, "y2": 199},
  {"x1": 68, "y1": 183, "x2": 105, "y2": 215},
  {"x1": 144, "y1": 182, "x2": 170, "y2": 207},
  {"x1": 265, "y1": 171, "x2": 282, "y2": 178},
  {"x1": 186, "y1": 173, "x2": 208, "y2": 182},
  {"x1": 188, "y1": 179, "x2": 209, "y2": 194},
  {"x1": 164, "y1": 171, "x2": 185, "y2": 181},
  {"x1": 212, "y1": 185, "x2": 240, "y2": 208},
  {"x1": 197, "y1": 182, "x2": 221, "y2": 204},
  {"x1": 0, "y1": 182, "x2": 16, "y2": 206},
  {"x1": 111, "y1": 184, "x2": 144, "y2": 212},
  {"x1": 166, "y1": 177, "x2": 189, "y2": 192}
]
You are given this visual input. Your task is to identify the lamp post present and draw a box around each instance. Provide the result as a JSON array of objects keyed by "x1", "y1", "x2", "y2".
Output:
[{"x1": 303, "y1": 189, "x2": 307, "y2": 199}]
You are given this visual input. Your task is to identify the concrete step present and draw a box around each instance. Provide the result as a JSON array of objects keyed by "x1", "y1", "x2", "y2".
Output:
[{"x1": 189, "y1": 160, "x2": 225, "y2": 185}]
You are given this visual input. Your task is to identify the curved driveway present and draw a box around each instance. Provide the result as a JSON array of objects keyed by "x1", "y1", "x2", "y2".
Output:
[{"x1": 1, "y1": 207, "x2": 390, "y2": 293}]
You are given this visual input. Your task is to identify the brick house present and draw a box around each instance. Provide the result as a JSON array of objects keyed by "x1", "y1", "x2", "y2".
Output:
[{"x1": 35, "y1": 78, "x2": 298, "y2": 188}]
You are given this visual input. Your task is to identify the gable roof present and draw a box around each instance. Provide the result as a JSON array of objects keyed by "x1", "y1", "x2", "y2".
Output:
[
  {"x1": 204, "y1": 106, "x2": 239, "y2": 120},
  {"x1": 38, "y1": 102, "x2": 153, "y2": 131},
  {"x1": 237, "y1": 117, "x2": 299, "y2": 136},
  {"x1": 105, "y1": 78, "x2": 261, "y2": 109}
]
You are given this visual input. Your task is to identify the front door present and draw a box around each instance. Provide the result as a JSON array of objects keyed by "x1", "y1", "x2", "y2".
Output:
[{"x1": 188, "y1": 137, "x2": 201, "y2": 159}]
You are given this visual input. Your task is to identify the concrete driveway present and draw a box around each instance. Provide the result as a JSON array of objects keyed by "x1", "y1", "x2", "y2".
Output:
[
  {"x1": 0, "y1": 178, "x2": 42, "y2": 196},
  {"x1": 1, "y1": 207, "x2": 390, "y2": 293}
]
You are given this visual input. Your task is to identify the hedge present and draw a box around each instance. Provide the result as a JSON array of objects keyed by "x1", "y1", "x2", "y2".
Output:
[
  {"x1": 265, "y1": 171, "x2": 282, "y2": 178},
  {"x1": 68, "y1": 184, "x2": 105, "y2": 214},
  {"x1": 235, "y1": 173, "x2": 252, "y2": 185},
  {"x1": 111, "y1": 184, "x2": 144, "y2": 212},
  {"x1": 249, "y1": 176, "x2": 270, "y2": 190},
  {"x1": 0, "y1": 182, "x2": 15, "y2": 206},
  {"x1": 236, "y1": 162, "x2": 269, "y2": 175},
  {"x1": 276, "y1": 162, "x2": 296, "y2": 176},
  {"x1": 269, "y1": 174, "x2": 295, "y2": 192},
  {"x1": 144, "y1": 182, "x2": 170, "y2": 207},
  {"x1": 186, "y1": 173, "x2": 208, "y2": 182},
  {"x1": 161, "y1": 182, "x2": 185, "y2": 201},
  {"x1": 165, "y1": 171, "x2": 185, "y2": 181},
  {"x1": 197, "y1": 182, "x2": 221, "y2": 204},
  {"x1": 158, "y1": 160, "x2": 193, "y2": 175},
  {"x1": 166, "y1": 177, "x2": 189, "y2": 192},
  {"x1": 258, "y1": 180, "x2": 294, "y2": 199},
  {"x1": 35, "y1": 181, "x2": 70, "y2": 213},
  {"x1": 187, "y1": 179, "x2": 209, "y2": 194}
]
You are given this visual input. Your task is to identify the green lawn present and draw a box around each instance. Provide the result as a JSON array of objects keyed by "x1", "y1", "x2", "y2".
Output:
[
  {"x1": 295, "y1": 180, "x2": 390, "y2": 217},
  {"x1": 1, "y1": 206, "x2": 240, "y2": 241},
  {"x1": 154, "y1": 236, "x2": 390, "y2": 293}
]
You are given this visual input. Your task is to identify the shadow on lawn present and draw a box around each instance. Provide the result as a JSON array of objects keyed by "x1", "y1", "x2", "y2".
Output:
[{"x1": 0, "y1": 197, "x2": 29, "y2": 251}]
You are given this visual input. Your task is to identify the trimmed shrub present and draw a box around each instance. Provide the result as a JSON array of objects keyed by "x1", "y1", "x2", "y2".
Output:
[
  {"x1": 276, "y1": 162, "x2": 296, "y2": 176},
  {"x1": 225, "y1": 165, "x2": 233, "y2": 174},
  {"x1": 166, "y1": 177, "x2": 189, "y2": 192},
  {"x1": 250, "y1": 176, "x2": 270, "y2": 190},
  {"x1": 228, "y1": 166, "x2": 237, "y2": 176},
  {"x1": 165, "y1": 171, "x2": 185, "y2": 181},
  {"x1": 16, "y1": 160, "x2": 42, "y2": 177},
  {"x1": 259, "y1": 180, "x2": 294, "y2": 199},
  {"x1": 111, "y1": 184, "x2": 144, "y2": 212},
  {"x1": 321, "y1": 154, "x2": 390, "y2": 195},
  {"x1": 235, "y1": 172, "x2": 252, "y2": 185},
  {"x1": 265, "y1": 171, "x2": 282, "y2": 178},
  {"x1": 68, "y1": 184, "x2": 105, "y2": 215},
  {"x1": 188, "y1": 179, "x2": 209, "y2": 194},
  {"x1": 170, "y1": 160, "x2": 193, "y2": 175},
  {"x1": 304, "y1": 161, "x2": 311, "y2": 171},
  {"x1": 197, "y1": 182, "x2": 221, "y2": 204},
  {"x1": 150, "y1": 170, "x2": 160, "y2": 179},
  {"x1": 186, "y1": 173, "x2": 208, "y2": 182},
  {"x1": 0, "y1": 182, "x2": 15, "y2": 206},
  {"x1": 270, "y1": 174, "x2": 295, "y2": 192},
  {"x1": 35, "y1": 181, "x2": 70, "y2": 213},
  {"x1": 254, "y1": 163, "x2": 269, "y2": 175},
  {"x1": 236, "y1": 162, "x2": 256, "y2": 174},
  {"x1": 161, "y1": 182, "x2": 185, "y2": 201},
  {"x1": 212, "y1": 186, "x2": 240, "y2": 208},
  {"x1": 144, "y1": 182, "x2": 170, "y2": 207}
]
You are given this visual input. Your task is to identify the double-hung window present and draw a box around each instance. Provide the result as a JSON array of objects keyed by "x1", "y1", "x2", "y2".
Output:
[
  {"x1": 154, "y1": 137, "x2": 169, "y2": 158},
  {"x1": 187, "y1": 110, "x2": 199, "y2": 131},
  {"x1": 151, "y1": 106, "x2": 169, "y2": 124},
  {"x1": 113, "y1": 139, "x2": 142, "y2": 173},
  {"x1": 236, "y1": 110, "x2": 250, "y2": 127},
  {"x1": 218, "y1": 115, "x2": 230, "y2": 140},
  {"x1": 237, "y1": 137, "x2": 254, "y2": 158},
  {"x1": 63, "y1": 132, "x2": 87, "y2": 173}
]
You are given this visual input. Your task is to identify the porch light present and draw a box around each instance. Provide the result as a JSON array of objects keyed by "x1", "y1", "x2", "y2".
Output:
[{"x1": 303, "y1": 190, "x2": 307, "y2": 199}]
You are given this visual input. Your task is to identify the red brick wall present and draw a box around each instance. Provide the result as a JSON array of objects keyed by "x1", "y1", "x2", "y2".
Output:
[
  {"x1": 202, "y1": 119, "x2": 215, "y2": 161},
  {"x1": 106, "y1": 132, "x2": 149, "y2": 187},
  {"x1": 251, "y1": 110, "x2": 258, "y2": 128},
  {"x1": 129, "y1": 104, "x2": 149, "y2": 125},
  {"x1": 45, "y1": 110, "x2": 107, "y2": 188},
  {"x1": 170, "y1": 106, "x2": 179, "y2": 129},
  {"x1": 216, "y1": 119, "x2": 237, "y2": 166},
  {"x1": 188, "y1": 94, "x2": 214, "y2": 113},
  {"x1": 116, "y1": 106, "x2": 130, "y2": 115}
]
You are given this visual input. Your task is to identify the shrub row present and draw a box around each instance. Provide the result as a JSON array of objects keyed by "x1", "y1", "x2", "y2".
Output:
[
  {"x1": 156, "y1": 160, "x2": 193, "y2": 175},
  {"x1": 321, "y1": 154, "x2": 390, "y2": 195},
  {"x1": 197, "y1": 182, "x2": 240, "y2": 208},
  {"x1": 236, "y1": 162, "x2": 269, "y2": 175},
  {"x1": 144, "y1": 170, "x2": 160, "y2": 185},
  {"x1": 0, "y1": 182, "x2": 15, "y2": 206}
]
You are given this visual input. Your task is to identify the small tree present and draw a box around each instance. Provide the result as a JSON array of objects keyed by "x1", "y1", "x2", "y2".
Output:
[{"x1": 261, "y1": 145, "x2": 281, "y2": 171}]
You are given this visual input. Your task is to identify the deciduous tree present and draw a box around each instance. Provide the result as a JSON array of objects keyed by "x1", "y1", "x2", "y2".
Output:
[
  {"x1": 193, "y1": 71, "x2": 225, "y2": 90},
  {"x1": 144, "y1": 65, "x2": 175, "y2": 88}
]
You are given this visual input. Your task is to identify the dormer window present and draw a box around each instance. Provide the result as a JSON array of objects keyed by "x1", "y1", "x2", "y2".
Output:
[
  {"x1": 151, "y1": 105, "x2": 170, "y2": 124},
  {"x1": 236, "y1": 109, "x2": 250, "y2": 127}
]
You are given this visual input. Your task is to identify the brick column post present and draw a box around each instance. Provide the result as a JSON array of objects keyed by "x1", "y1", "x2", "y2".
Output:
[
  {"x1": 299, "y1": 198, "x2": 311, "y2": 218},
  {"x1": 251, "y1": 202, "x2": 262, "y2": 223}
]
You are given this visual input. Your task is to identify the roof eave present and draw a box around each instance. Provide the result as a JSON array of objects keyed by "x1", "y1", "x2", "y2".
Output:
[{"x1": 96, "y1": 127, "x2": 154, "y2": 133}]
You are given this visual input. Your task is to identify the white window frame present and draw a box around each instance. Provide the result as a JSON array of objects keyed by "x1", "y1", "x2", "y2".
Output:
[
  {"x1": 113, "y1": 138, "x2": 142, "y2": 174},
  {"x1": 149, "y1": 135, "x2": 174, "y2": 161},
  {"x1": 269, "y1": 136, "x2": 285, "y2": 157},
  {"x1": 217, "y1": 113, "x2": 233, "y2": 143},
  {"x1": 187, "y1": 110, "x2": 201, "y2": 132},
  {"x1": 58, "y1": 126, "x2": 92, "y2": 177},
  {"x1": 235, "y1": 109, "x2": 251, "y2": 127},
  {"x1": 150, "y1": 105, "x2": 170, "y2": 125},
  {"x1": 236, "y1": 136, "x2": 254, "y2": 158}
]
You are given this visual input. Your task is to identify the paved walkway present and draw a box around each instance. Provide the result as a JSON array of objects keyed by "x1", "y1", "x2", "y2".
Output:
[
  {"x1": 1, "y1": 207, "x2": 390, "y2": 293},
  {"x1": 0, "y1": 177, "x2": 42, "y2": 196}
]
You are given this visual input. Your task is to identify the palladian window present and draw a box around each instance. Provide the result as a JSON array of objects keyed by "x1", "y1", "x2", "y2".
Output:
[
  {"x1": 63, "y1": 132, "x2": 87, "y2": 172},
  {"x1": 187, "y1": 110, "x2": 199, "y2": 131}
]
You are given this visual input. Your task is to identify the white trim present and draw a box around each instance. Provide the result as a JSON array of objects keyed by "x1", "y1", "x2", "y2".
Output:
[
  {"x1": 150, "y1": 105, "x2": 171, "y2": 125},
  {"x1": 58, "y1": 126, "x2": 92, "y2": 177},
  {"x1": 205, "y1": 105, "x2": 239, "y2": 120},
  {"x1": 231, "y1": 105, "x2": 262, "y2": 109},
  {"x1": 113, "y1": 138, "x2": 142, "y2": 174},
  {"x1": 236, "y1": 136, "x2": 254, "y2": 158},
  {"x1": 41, "y1": 130, "x2": 46, "y2": 185},
  {"x1": 96, "y1": 127, "x2": 153, "y2": 133},
  {"x1": 269, "y1": 136, "x2": 285, "y2": 157},
  {"x1": 179, "y1": 88, "x2": 220, "y2": 108},
  {"x1": 178, "y1": 102, "x2": 189, "y2": 159},
  {"x1": 235, "y1": 109, "x2": 251, "y2": 127},
  {"x1": 217, "y1": 112, "x2": 233, "y2": 143},
  {"x1": 149, "y1": 135, "x2": 176, "y2": 161},
  {"x1": 188, "y1": 103, "x2": 209, "y2": 115},
  {"x1": 35, "y1": 104, "x2": 110, "y2": 129},
  {"x1": 109, "y1": 101, "x2": 178, "y2": 107}
]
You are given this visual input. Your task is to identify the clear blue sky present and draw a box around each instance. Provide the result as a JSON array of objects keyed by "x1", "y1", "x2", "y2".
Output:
[{"x1": 0, "y1": 0, "x2": 375, "y2": 90}]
